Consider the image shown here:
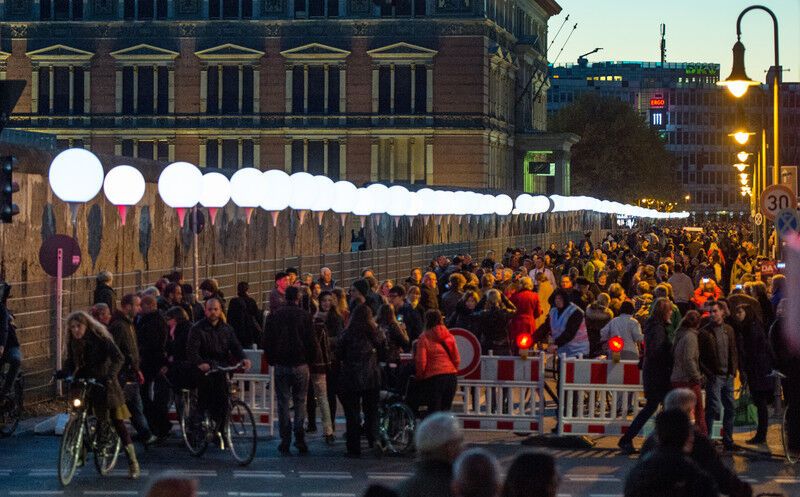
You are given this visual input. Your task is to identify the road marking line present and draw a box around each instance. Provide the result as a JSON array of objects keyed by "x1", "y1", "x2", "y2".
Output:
[
  {"x1": 741, "y1": 478, "x2": 758, "y2": 483},
  {"x1": 108, "y1": 469, "x2": 151, "y2": 477},
  {"x1": 773, "y1": 478, "x2": 800, "y2": 484},
  {"x1": 301, "y1": 494, "x2": 355, "y2": 497},
  {"x1": 84, "y1": 491, "x2": 138, "y2": 495},
  {"x1": 367, "y1": 472, "x2": 413, "y2": 480},
  {"x1": 588, "y1": 494, "x2": 623, "y2": 497},
  {"x1": 298, "y1": 472, "x2": 353, "y2": 479},
  {"x1": 228, "y1": 493, "x2": 283, "y2": 497},
  {"x1": 10, "y1": 492, "x2": 64, "y2": 496},
  {"x1": 233, "y1": 471, "x2": 285, "y2": 479},
  {"x1": 565, "y1": 476, "x2": 621, "y2": 482}
]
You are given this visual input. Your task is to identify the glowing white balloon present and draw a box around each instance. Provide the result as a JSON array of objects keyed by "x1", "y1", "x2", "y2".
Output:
[
  {"x1": 50, "y1": 148, "x2": 105, "y2": 204},
  {"x1": 530, "y1": 195, "x2": 551, "y2": 214},
  {"x1": 199, "y1": 172, "x2": 231, "y2": 225},
  {"x1": 366, "y1": 183, "x2": 390, "y2": 215},
  {"x1": 493, "y1": 194, "x2": 513, "y2": 216},
  {"x1": 310, "y1": 175, "x2": 335, "y2": 224},
  {"x1": 288, "y1": 172, "x2": 318, "y2": 211},
  {"x1": 103, "y1": 165, "x2": 145, "y2": 226},
  {"x1": 230, "y1": 167, "x2": 266, "y2": 224},
  {"x1": 416, "y1": 188, "x2": 436, "y2": 217},
  {"x1": 158, "y1": 161, "x2": 203, "y2": 226},
  {"x1": 387, "y1": 185, "x2": 410, "y2": 218},
  {"x1": 261, "y1": 169, "x2": 292, "y2": 226},
  {"x1": 331, "y1": 181, "x2": 357, "y2": 214}
]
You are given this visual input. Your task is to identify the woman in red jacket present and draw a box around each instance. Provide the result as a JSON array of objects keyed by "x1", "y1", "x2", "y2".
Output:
[
  {"x1": 414, "y1": 309, "x2": 460, "y2": 414},
  {"x1": 508, "y1": 277, "x2": 542, "y2": 353}
]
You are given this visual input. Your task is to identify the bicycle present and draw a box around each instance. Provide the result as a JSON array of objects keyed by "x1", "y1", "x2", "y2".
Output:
[
  {"x1": 0, "y1": 363, "x2": 23, "y2": 437},
  {"x1": 179, "y1": 362, "x2": 257, "y2": 466},
  {"x1": 377, "y1": 366, "x2": 416, "y2": 455},
  {"x1": 770, "y1": 370, "x2": 800, "y2": 464},
  {"x1": 57, "y1": 377, "x2": 121, "y2": 486}
]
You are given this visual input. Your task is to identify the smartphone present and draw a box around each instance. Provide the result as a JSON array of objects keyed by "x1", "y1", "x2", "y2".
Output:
[
  {"x1": 701, "y1": 278, "x2": 710, "y2": 284},
  {"x1": 777, "y1": 262, "x2": 786, "y2": 270},
  {"x1": 735, "y1": 284, "x2": 743, "y2": 290}
]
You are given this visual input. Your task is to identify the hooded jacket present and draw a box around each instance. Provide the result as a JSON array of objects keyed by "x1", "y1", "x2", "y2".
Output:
[{"x1": 415, "y1": 324, "x2": 460, "y2": 380}]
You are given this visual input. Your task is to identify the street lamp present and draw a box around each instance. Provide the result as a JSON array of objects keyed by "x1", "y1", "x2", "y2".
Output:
[
  {"x1": 737, "y1": 151, "x2": 751, "y2": 162},
  {"x1": 719, "y1": 4, "x2": 781, "y2": 187},
  {"x1": 733, "y1": 163, "x2": 749, "y2": 172},
  {"x1": 729, "y1": 131, "x2": 755, "y2": 145}
]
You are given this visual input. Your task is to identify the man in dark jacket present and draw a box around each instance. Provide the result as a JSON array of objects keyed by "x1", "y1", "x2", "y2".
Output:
[
  {"x1": 641, "y1": 389, "x2": 753, "y2": 497},
  {"x1": 440, "y1": 273, "x2": 465, "y2": 319},
  {"x1": 419, "y1": 272, "x2": 440, "y2": 313},
  {"x1": 136, "y1": 295, "x2": 171, "y2": 438},
  {"x1": 227, "y1": 282, "x2": 263, "y2": 349},
  {"x1": 109, "y1": 294, "x2": 155, "y2": 444},
  {"x1": 263, "y1": 286, "x2": 315, "y2": 454},
  {"x1": 396, "y1": 412, "x2": 464, "y2": 497},
  {"x1": 618, "y1": 298, "x2": 673, "y2": 453},
  {"x1": 700, "y1": 301, "x2": 739, "y2": 451},
  {"x1": 187, "y1": 298, "x2": 250, "y2": 432},
  {"x1": 351, "y1": 278, "x2": 383, "y2": 316},
  {"x1": 389, "y1": 286, "x2": 423, "y2": 343},
  {"x1": 157, "y1": 282, "x2": 191, "y2": 317},
  {"x1": 93, "y1": 271, "x2": 117, "y2": 310},
  {"x1": 624, "y1": 410, "x2": 718, "y2": 497}
]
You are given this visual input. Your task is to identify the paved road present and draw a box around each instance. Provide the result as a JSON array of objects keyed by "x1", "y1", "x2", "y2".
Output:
[{"x1": 1, "y1": 424, "x2": 799, "y2": 497}]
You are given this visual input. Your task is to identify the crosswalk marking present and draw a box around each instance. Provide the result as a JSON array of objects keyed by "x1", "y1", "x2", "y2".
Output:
[
  {"x1": 564, "y1": 475, "x2": 621, "y2": 482},
  {"x1": 233, "y1": 471, "x2": 285, "y2": 479},
  {"x1": 228, "y1": 493, "x2": 283, "y2": 497},
  {"x1": 298, "y1": 471, "x2": 352, "y2": 479}
]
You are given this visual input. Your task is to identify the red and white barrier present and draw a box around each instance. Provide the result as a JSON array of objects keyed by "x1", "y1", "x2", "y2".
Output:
[
  {"x1": 455, "y1": 354, "x2": 546, "y2": 435},
  {"x1": 557, "y1": 355, "x2": 643, "y2": 436}
]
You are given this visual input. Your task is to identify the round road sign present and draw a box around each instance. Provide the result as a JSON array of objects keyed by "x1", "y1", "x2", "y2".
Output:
[
  {"x1": 39, "y1": 235, "x2": 82, "y2": 278},
  {"x1": 761, "y1": 184, "x2": 797, "y2": 221},
  {"x1": 754, "y1": 213, "x2": 763, "y2": 226},
  {"x1": 449, "y1": 327, "x2": 482, "y2": 377},
  {"x1": 775, "y1": 208, "x2": 800, "y2": 239}
]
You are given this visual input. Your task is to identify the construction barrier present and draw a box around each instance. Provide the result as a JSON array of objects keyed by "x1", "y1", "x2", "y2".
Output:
[
  {"x1": 454, "y1": 354, "x2": 547, "y2": 434},
  {"x1": 557, "y1": 354, "x2": 644, "y2": 436}
]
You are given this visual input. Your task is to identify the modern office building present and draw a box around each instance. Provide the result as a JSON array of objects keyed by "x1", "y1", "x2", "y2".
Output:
[
  {"x1": 0, "y1": 0, "x2": 579, "y2": 194},
  {"x1": 547, "y1": 59, "x2": 800, "y2": 214}
]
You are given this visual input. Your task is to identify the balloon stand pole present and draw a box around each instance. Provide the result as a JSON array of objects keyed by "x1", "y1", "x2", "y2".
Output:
[
  {"x1": 55, "y1": 248, "x2": 63, "y2": 397},
  {"x1": 176, "y1": 208, "x2": 187, "y2": 228},
  {"x1": 192, "y1": 207, "x2": 199, "y2": 293},
  {"x1": 68, "y1": 203, "x2": 79, "y2": 225},
  {"x1": 116, "y1": 205, "x2": 128, "y2": 226}
]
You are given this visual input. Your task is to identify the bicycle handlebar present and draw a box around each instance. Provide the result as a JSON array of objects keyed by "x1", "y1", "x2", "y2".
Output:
[
  {"x1": 205, "y1": 361, "x2": 245, "y2": 375},
  {"x1": 768, "y1": 369, "x2": 787, "y2": 379}
]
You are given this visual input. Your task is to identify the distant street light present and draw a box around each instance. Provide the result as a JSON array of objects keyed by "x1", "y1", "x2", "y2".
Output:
[
  {"x1": 737, "y1": 151, "x2": 751, "y2": 162},
  {"x1": 730, "y1": 131, "x2": 755, "y2": 145}
]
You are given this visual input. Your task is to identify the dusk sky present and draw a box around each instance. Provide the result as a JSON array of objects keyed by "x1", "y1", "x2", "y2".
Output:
[{"x1": 549, "y1": 0, "x2": 800, "y2": 83}]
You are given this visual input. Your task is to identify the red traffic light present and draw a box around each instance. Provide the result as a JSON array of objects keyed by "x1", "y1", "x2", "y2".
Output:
[
  {"x1": 516, "y1": 333, "x2": 532, "y2": 350},
  {"x1": 608, "y1": 336, "x2": 624, "y2": 353}
]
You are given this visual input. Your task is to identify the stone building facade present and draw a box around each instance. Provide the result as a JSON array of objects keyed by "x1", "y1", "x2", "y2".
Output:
[{"x1": 0, "y1": 0, "x2": 574, "y2": 192}]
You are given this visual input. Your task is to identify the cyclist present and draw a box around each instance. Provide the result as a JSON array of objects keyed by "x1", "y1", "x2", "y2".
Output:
[
  {"x1": 186, "y1": 298, "x2": 251, "y2": 433},
  {"x1": 61, "y1": 311, "x2": 140, "y2": 479},
  {"x1": 0, "y1": 282, "x2": 21, "y2": 403}
]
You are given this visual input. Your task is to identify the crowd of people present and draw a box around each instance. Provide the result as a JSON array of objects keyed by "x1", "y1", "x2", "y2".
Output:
[{"x1": 2, "y1": 223, "x2": 796, "y2": 494}]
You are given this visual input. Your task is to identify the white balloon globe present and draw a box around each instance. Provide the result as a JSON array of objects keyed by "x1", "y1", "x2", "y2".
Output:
[
  {"x1": 261, "y1": 169, "x2": 292, "y2": 227},
  {"x1": 352, "y1": 188, "x2": 373, "y2": 227},
  {"x1": 515, "y1": 194, "x2": 532, "y2": 214},
  {"x1": 230, "y1": 167, "x2": 266, "y2": 224},
  {"x1": 103, "y1": 165, "x2": 145, "y2": 226},
  {"x1": 387, "y1": 185, "x2": 410, "y2": 218},
  {"x1": 50, "y1": 148, "x2": 104, "y2": 203},
  {"x1": 199, "y1": 172, "x2": 231, "y2": 225},
  {"x1": 493, "y1": 194, "x2": 513, "y2": 216},
  {"x1": 404, "y1": 191, "x2": 421, "y2": 219},
  {"x1": 331, "y1": 181, "x2": 357, "y2": 213},
  {"x1": 288, "y1": 172, "x2": 318, "y2": 211},
  {"x1": 530, "y1": 195, "x2": 551, "y2": 214},
  {"x1": 310, "y1": 175, "x2": 335, "y2": 224},
  {"x1": 158, "y1": 161, "x2": 202, "y2": 226},
  {"x1": 416, "y1": 188, "x2": 436, "y2": 217},
  {"x1": 366, "y1": 183, "x2": 390, "y2": 215}
]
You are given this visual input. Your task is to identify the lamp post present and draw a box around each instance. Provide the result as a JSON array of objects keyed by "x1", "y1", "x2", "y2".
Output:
[{"x1": 719, "y1": 4, "x2": 781, "y2": 188}]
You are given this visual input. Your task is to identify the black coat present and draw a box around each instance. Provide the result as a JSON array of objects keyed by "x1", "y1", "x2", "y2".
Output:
[
  {"x1": 336, "y1": 323, "x2": 386, "y2": 393},
  {"x1": 445, "y1": 301, "x2": 479, "y2": 332},
  {"x1": 379, "y1": 321, "x2": 410, "y2": 363},
  {"x1": 64, "y1": 330, "x2": 126, "y2": 412},
  {"x1": 0, "y1": 304, "x2": 19, "y2": 350},
  {"x1": 186, "y1": 318, "x2": 245, "y2": 367},
  {"x1": 135, "y1": 311, "x2": 168, "y2": 380},
  {"x1": 737, "y1": 317, "x2": 774, "y2": 392},
  {"x1": 227, "y1": 294, "x2": 263, "y2": 349},
  {"x1": 93, "y1": 283, "x2": 116, "y2": 310},
  {"x1": 474, "y1": 306, "x2": 514, "y2": 354},
  {"x1": 396, "y1": 303, "x2": 424, "y2": 342},
  {"x1": 624, "y1": 448, "x2": 718, "y2": 497},
  {"x1": 263, "y1": 303, "x2": 315, "y2": 367},
  {"x1": 166, "y1": 319, "x2": 196, "y2": 389},
  {"x1": 107, "y1": 312, "x2": 140, "y2": 383},
  {"x1": 641, "y1": 315, "x2": 673, "y2": 398},
  {"x1": 419, "y1": 285, "x2": 439, "y2": 313}
]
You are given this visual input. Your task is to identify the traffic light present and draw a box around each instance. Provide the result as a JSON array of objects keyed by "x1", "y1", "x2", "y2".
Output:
[{"x1": 1, "y1": 155, "x2": 19, "y2": 223}]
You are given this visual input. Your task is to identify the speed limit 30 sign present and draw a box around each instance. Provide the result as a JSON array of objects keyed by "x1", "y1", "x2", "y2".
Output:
[{"x1": 761, "y1": 184, "x2": 797, "y2": 221}]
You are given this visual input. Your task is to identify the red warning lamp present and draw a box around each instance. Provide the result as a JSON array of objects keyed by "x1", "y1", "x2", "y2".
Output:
[
  {"x1": 516, "y1": 333, "x2": 533, "y2": 360},
  {"x1": 608, "y1": 336, "x2": 624, "y2": 363}
]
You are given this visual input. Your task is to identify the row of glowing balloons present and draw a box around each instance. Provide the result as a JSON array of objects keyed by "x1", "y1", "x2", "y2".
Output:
[{"x1": 47, "y1": 148, "x2": 689, "y2": 227}]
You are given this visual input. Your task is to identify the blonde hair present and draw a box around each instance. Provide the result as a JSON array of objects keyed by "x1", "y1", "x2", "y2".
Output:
[
  {"x1": 66, "y1": 310, "x2": 114, "y2": 343},
  {"x1": 519, "y1": 277, "x2": 534, "y2": 291}
]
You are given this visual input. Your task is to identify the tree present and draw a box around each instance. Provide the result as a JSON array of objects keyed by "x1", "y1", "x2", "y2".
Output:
[{"x1": 549, "y1": 93, "x2": 679, "y2": 204}]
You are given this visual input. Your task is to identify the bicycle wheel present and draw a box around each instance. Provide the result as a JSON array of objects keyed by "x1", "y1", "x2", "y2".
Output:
[
  {"x1": 783, "y1": 406, "x2": 800, "y2": 464},
  {"x1": 0, "y1": 378, "x2": 22, "y2": 437},
  {"x1": 381, "y1": 402, "x2": 416, "y2": 455},
  {"x1": 58, "y1": 416, "x2": 84, "y2": 486},
  {"x1": 227, "y1": 400, "x2": 256, "y2": 466},
  {"x1": 93, "y1": 420, "x2": 121, "y2": 475},
  {"x1": 180, "y1": 391, "x2": 208, "y2": 457}
]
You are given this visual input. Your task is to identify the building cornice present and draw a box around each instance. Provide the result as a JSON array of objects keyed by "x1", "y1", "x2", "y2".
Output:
[
  {"x1": 195, "y1": 43, "x2": 265, "y2": 61},
  {"x1": 26, "y1": 44, "x2": 94, "y2": 62},
  {"x1": 280, "y1": 42, "x2": 351, "y2": 61},
  {"x1": 110, "y1": 43, "x2": 180, "y2": 61}
]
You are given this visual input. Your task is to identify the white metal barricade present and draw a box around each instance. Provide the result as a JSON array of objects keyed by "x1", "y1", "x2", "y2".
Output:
[
  {"x1": 454, "y1": 354, "x2": 546, "y2": 434},
  {"x1": 557, "y1": 355, "x2": 644, "y2": 436},
  {"x1": 233, "y1": 371, "x2": 275, "y2": 434}
]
